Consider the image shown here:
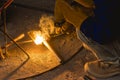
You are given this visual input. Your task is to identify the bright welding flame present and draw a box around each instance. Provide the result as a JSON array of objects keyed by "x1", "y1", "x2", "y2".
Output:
[{"x1": 34, "y1": 34, "x2": 44, "y2": 45}]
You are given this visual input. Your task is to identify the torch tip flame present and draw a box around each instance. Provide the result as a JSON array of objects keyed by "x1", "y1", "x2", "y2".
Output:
[
  {"x1": 34, "y1": 34, "x2": 44, "y2": 45},
  {"x1": 28, "y1": 30, "x2": 45, "y2": 45}
]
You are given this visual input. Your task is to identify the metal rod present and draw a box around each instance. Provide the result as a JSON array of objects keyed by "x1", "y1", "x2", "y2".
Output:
[
  {"x1": 16, "y1": 40, "x2": 33, "y2": 44},
  {"x1": 1, "y1": 34, "x2": 25, "y2": 49},
  {"x1": 0, "y1": 29, "x2": 30, "y2": 59},
  {"x1": 3, "y1": 9, "x2": 7, "y2": 54}
]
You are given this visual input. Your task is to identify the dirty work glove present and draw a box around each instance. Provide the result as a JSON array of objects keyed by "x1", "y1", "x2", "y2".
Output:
[{"x1": 55, "y1": 22, "x2": 75, "y2": 34}]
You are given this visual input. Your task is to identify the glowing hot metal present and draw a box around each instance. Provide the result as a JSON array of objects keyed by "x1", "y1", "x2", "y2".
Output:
[
  {"x1": 28, "y1": 30, "x2": 62, "y2": 62},
  {"x1": 34, "y1": 34, "x2": 44, "y2": 45}
]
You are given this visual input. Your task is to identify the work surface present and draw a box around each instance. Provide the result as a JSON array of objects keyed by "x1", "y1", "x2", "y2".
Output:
[{"x1": 0, "y1": 0, "x2": 120, "y2": 80}]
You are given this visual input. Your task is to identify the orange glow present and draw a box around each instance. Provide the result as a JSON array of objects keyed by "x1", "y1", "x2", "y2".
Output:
[
  {"x1": 34, "y1": 34, "x2": 44, "y2": 45},
  {"x1": 28, "y1": 31, "x2": 45, "y2": 45}
]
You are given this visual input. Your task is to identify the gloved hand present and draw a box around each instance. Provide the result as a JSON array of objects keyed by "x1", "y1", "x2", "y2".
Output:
[{"x1": 39, "y1": 15, "x2": 75, "y2": 40}]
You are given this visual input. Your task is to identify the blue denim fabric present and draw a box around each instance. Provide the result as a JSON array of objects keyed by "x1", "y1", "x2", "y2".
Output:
[{"x1": 80, "y1": 0, "x2": 119, "y2": 44}]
